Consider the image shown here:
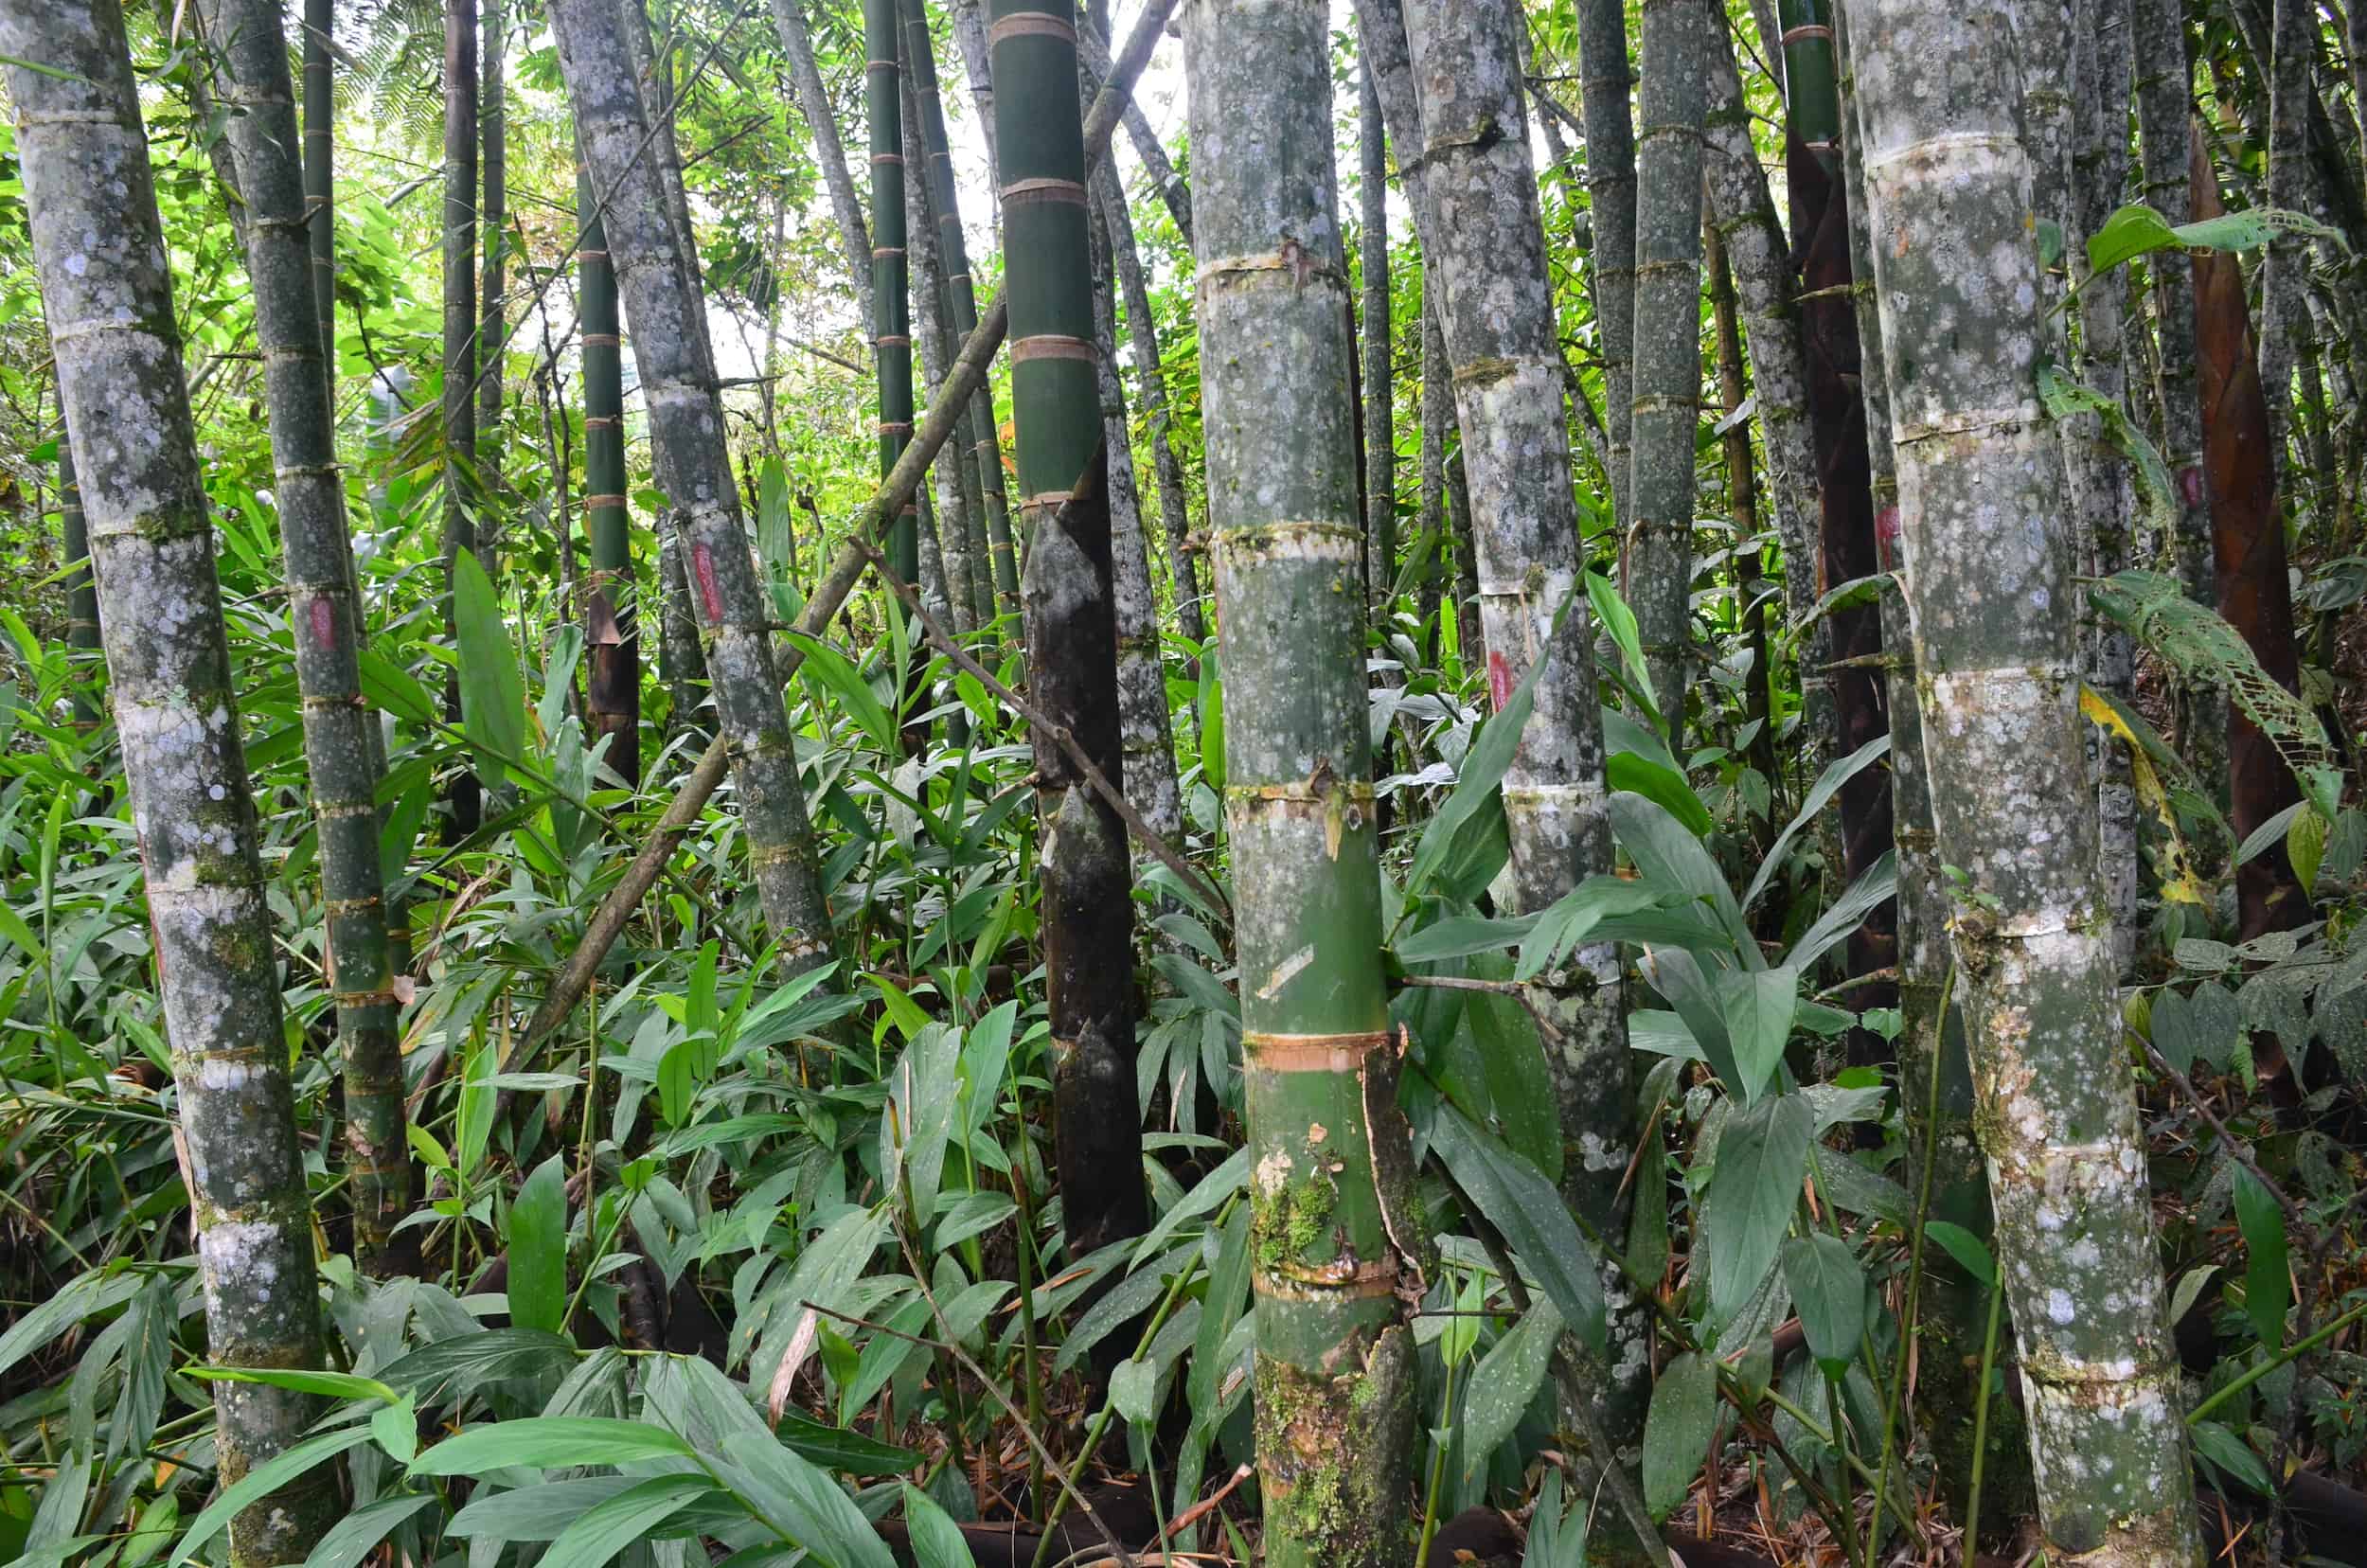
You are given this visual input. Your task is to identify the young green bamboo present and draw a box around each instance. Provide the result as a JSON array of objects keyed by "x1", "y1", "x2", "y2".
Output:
[
  {"x1": 551, "y1": 0, "x2": 835, "y2": 969},
  {"x1": 1358, "y1": 63, "x2": 1393, "y2": 610},
  {"x1": 578, "y1": 166, "x2": 640, "y2": 783},
  {"x1": 1186, "y1": 0, "x2": 1424, "y2": 1558},
  {"x1": 2132, "y1": 0, "x2": 2215, "y2": 608},
  {"x1": 1575, "y1": 0, "x2": 1638, "y2": 531},
  {"x1": 866, "y1": 0, "x2": 919, "y2": 592},
  {"x1": 1847, "y1": 3, "x2": 2205, "y2": 1558},
  {"x1": 302, "y1": 0, "x2": 333, "y2": 365},
  {"x1": 200, "y1": 0, "x2": 411, "y2": 1272},
  {"x1": 902, "y1": 63, "x2": 979, "y2": 634},
  {"x1": 441, "y1": 0, "x2": 481, "y2": 838},
  {"x1": 7, "y1": 0, "x2": 339, "y2": 1552},
  {"x1": 479, "y1": 0, "x2": 507, "y2": 490},
  {"x1": 989, "y1": 0, "x2": 1148, "y2": 1268}
]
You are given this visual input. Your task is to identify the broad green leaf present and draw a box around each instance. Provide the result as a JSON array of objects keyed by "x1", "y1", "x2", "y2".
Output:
[
  {"x1": 1642, "y1": 1351, "x2": 1717, "y2": 1516},
  {"x1": 1609, "y1": 793, "x2": 1753, "y2": 959},
  {"x1": 1786, "y1": 851, "x2": 1896, "y2": 973},
  {"x1": 1605, "y1": 750, "x2": 1713, "y2": 837},
  {"x1": 1921, "y1": 1221, "x2": 1997, "y2": 1288},
  {"x1": 2191, "y1": 1420, "x2": 2272, "y2": 1494},
  {"x1": 448, "y1": 1478, "x2": 638, "y2": 1540},
  {"x1": 1430, "y1": 1101, "x2": 1605, "y2": 1353},
  {"x1": 1462, "y1": 1298, "x2": 1560, "y2": 1476},
  {"x1": 1397, "y1": 911, "x2": 1539, "y2": 965},
  {"x1": 1586, "y1": 570, "x2": 1660, "y2": 728},
  {"x1": 2083, "y1": 203, "x2": 2180, "y2": 276},
  {"x1": 776, "y1": 1405, "x2": 925, "y2": 1474},
  {"x1": 787, "y1": 632, "x2": 899, "y2": 751},
  {"x1": 1779, "y1": 1233, "x2": 1866, "y2": 1378},
  {"x1": 1716, "y1": 964, "x2": 1799, "y2": 1106},
  {"x1": 0, "y1": 1270, "x2": 142, "y2": 1381},
  {"x1": 2234, "y1": 1167, "x2": 2289, "y2": 1350},
  {"x1": 1406, "y1": 594, "x2": 1564, "y2": 900},
  {"x1": 1110, "y1": 1356, "x2": 1159, "y2": 1424},
  {"x1": 185, "y1": 1365, "x2": 397, "y2": 1404},
  {"x1": 410, "y1": 1417, "x2": 696, "y2": 1476},
  {"x1": 1742, "y1": 735, "x2": 1890, "y2": 911},
  {"x1": 370, "y1": 1397, "x2": 418, "y2": 1465},
  {"x1": 719, "y1": 1431, "x2": 899, "y2": 1568},
  {"x1": 509, "y1": 1154, "x2": 568, "y2": 1335},
  {"x1": 301, "y1": 1494, "x2": 436, "y2": 1568},
  {"x1": 898, "y1": 1485, "x2": 976, "y2": 1568},
  {"x1": 1704, "y1": 1092, "x2": 1815, "y2": 1331},
  {"x1": 169, "y1": 1427, "x2": 376, "y2": 1566},
  {"x1": 541, "y1": 1474, "x2": 715, "y2": 1568},
  {"x1": 454, "y1": 549, "x2": 526, "y2": 787}
]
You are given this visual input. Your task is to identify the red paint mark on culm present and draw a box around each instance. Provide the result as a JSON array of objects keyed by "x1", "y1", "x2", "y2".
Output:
[
  {"x1": 692, "y1": 542, "x2": 724, "y2": 621},
  {"x1": 1487, "y1": 650, "x2": 1513, "y2": 712},
  {"x1": 310, "y1": 596, "x2": 337, "y2": 650},
  {"x1": 2179, "y1": 465, "x2": 2204, "y2": 509}
]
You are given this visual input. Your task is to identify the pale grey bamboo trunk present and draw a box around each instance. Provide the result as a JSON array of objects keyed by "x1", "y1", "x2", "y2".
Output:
[
  {"x1": 1625, "y1": 0, "x2": 1716, "y2": 730},
  {"x1": 1077, "y1": 20, "x2": 1191, "y2": 246},
  {"x1": 1359, "y1": 63, "x2": 1394, "y2": 610},
  {"x1": 772, "y1": 0, "x2": 875, "y2": 330},
  {"x1": 1846, "y1": 4, "x2": 2205, "y2": 1559},
  {"x1": 2259, "y1": 0, "x2": 2312, "y2": 464},
  {"x1": 200, "y1": 0, "x2": 412, "y2": 1273},
  {"x1": 903, "y1": 69, "x2": 979, "y2": 634},
  {"x1": 1397, "y1": 0, "x2": 1646, "y2": 1468},
  {"x1": 6, "y1": 0, "x2": 339, "y2": 1554},
  {"x1": 552, "y1": 0, "x2": 835, "y2": 968}
]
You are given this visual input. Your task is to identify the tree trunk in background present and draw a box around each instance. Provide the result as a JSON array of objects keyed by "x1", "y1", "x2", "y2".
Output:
[
  {"x1": 59, "y1": 441, "x2": 102, "y2": 728},
  {"x1": 2258, "y1": 0, "x2": 2313, "y2": 466},
  {"x1": 1575, "y1": 0, "x2": 1638, "y2": 533},
  {"x1": 2132, "y1": 0, "x2": 2224, "y2": 779},
  {"x1": 1092, "y1": 208, "x2": 1183, "y2": 843},
  {"x1": 1399, "y1": 0, "x2": 1645, "y2": 1479},
  {"x1": 553, "y1": 0, "x2": 835, "y2": 969},
  {"x1": 950, "y1": 0, "x2": 998, "y2": 198},
  {"x1": 1094, "y1": 163, "x2": 1205, "y2": 647},
  {"x1": 1781, "y1": 1, "x2": 1894, "y2": 1060},
  {"x1": 866, "y1": 0, "x2": 919, "y2": 595},
  {"x1": 1077, "y1": 20, "x2": 1191, "y2": 247},
  {"x1": 1834, "y1": 1, "x2": 2034, "y2": 1519},
  {"x1": 1848, "y1": 5, "x2": 2204, "y2": 1559},
  {"x1": 2191, "y1": 146, "x2": 2310, "y2": 945},
  {"x1": 902, "y1": 0, "x2": 1018, "y2": 623},
  {"x1": 579, "y1": 166, "x2": 641, "y2": 784},
  {"x1": 203, "y1": 0, "x2": 412, "y2": 1275},
  {"x1": 1359, "y1": 64, "x2": 1394, "y2": 610},
  {"x1": 8, "y1": 1, "x2": 339, "y2": 1553},
  {"x1": 478, "y1": 0, "x2": 507, "y2": 508},
  {"x1": 441, "y1": 0, "x2": 481, "y2": 840},
  {"x1": 1626, "y1": 0, "x2": 1714, "y2": 731},
  {"x1": 303, "y1": 0, "x2": 333, "y2": 365},
  {"x1": 903, "y1": 64, "x2": 978, "y2": 635},
  {"x1": 2069, "y1": 0, "x2": 2139, "y2": 967},
  {"x1": 1703, "y1": 226, "x2": 1777, "y2": 810},
  {"x1": 773, "y1": 0, "x2": 876, "y2": 330},
  {"x1": 989, "y1": 0, "x2": 1148, "y2": 1273},
  {"x1": 1186, "y1": 0, "x2": 1423, "y2": 1554},
  {"x1": 631, "y1": 0, "x2": 713, "y2": 378},
  {"x1": 1415, "y1": 298, "x2": 1449, "y2": 665},
  {"x1": 1705, "y1": 14, "x2": 1824, "y2": 824}
]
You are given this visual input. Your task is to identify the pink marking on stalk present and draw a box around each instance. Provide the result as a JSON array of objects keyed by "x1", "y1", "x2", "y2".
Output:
[
  {"x1": 1487, "y1": 650, "x2": 1513, "y2": 712},
  {"x1": 692, "y1": 542, "x2": 724, "y2": 622},
  {"x1": 2180, "y1": 466, "x2": 2204, "y2": 509},
  {"x1": 1876, "y1": 504, "x2": 1903, "y2": 571},
  {"x1": 310, "y1": 596, "x2": 337, "y2": 650}
]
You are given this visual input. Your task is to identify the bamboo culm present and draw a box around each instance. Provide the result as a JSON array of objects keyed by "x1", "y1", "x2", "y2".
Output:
[
  {"x1": 6, "y1": 0, "x2": 339, "y2": 1553},
  {"x1": 440, "y1": 0, "x2": 482, "y2": 839},
  {"x1": 1847, "y1": 4, "x2": 2205, "y2": 1559},
  {"x1": 550, "y1": 0, "x2": 835, "y2": 970},
  {"x1": 200, "y1": 0, "x2": 412, "y2": 1274},
  {"x1": 579, "y1": 166, "x2": 642, "y2": 784},
  {"x1": 1186, "y1": 0, "x2": 1425, "y2": 1556}
]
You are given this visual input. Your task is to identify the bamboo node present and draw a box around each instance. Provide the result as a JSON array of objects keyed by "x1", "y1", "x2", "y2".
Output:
[
  {"x1": 1244, "y1": 1030, "x2": 1394, "y2": 1074},
  {"x1": 1011, "y1": 334, "x2": 1097, "y2": 364},
  {"x1": 988, "y1": 10, "x2": 1077, "y2": 45}
]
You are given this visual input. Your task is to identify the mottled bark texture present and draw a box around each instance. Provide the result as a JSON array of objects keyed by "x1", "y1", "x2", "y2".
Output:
[
  {"x1": 302, "y1": 0, "x2": 333, "y2": 365},
  {"x1": 201, "y1": 0, "x2": 411, "y2": 1271},
  {"x1": 441, "y1": 0, "x2": 482, "y2": 839},
  {"x1": 989, "y1": 0, "x2": 1148, "y2": 1272},
  {"x1": 866, "y1": 0, "x2": 920, "y2": 591},
  {"x1": 1783, "y1": 0, "x2": 1895, "y2": 1060},
  {"x1": 903, "y1": 0, "x2": 1019, "y2": 622},
  {"x1": 1847, "y1": 5, "x2": 2205, "y2": 1561},
  {"x1": 772, "y1": 0, "x2": 875, "y2": 329},
  {"x1": 1704, "y1": 226, "x2": 1778, "y2": 808},
  {"x1": 1358, "y1": 64, "x2": 1394, "y2": 609},
  {"x1": 1092, "y1": 212, "x2": 1184, "y2": 843},
  {"x1": 2131, "y1": 0, "x2": 2216, "y2": 610},
  {"x1": 1834, "y1": 6, "x2": 2035, "y2": 1514},
  {"x1": 1094, "y1": 161, "x2": 1205, "y2": 647},
  {"x1": 1575, "y1": 0, "x2": 1638, "y2": 531},
  {"x1": 950, "y1": 0, "x2": 999, "y2": 196},
  {"x1": 1626, "y1": 0, "x2": 1714, "y2": 728},
  {"x1": 7, "y1": 0, "x2": 337, "y2": 1554},
  {"x1": 1186, "y1": 0, "x2": 1424, "y2": 1557},
  {"x1": 1415, "y1": 299, "x2": 1451, "y2": 662},
  {"x1": 2190, "y1": 151, "x2": 2310, "y2": 945},
  {"x1": 579, "y1": 168, "x2": 641, "y2": 783},
  {"x1": 2069, "y1": 0, "x2": 2139, "y2": 969},
  {"x1": 1397, "y1": 0, "x2": 1644, "y2": 1467},
  {"x1": 2257, "y1": 0, "x2": 2313, "y2": 466},
  {"x1": 553, "y1": 0, "x2": 835, "y2": 967}
]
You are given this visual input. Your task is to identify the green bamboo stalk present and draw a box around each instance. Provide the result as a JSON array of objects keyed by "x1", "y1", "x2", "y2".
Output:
[
  {"x1": 302, "y1": 0, "x2": 333, "y2": 366},
  {"x1": 8, "y1": 0, "x2": 338, "y2": 1550},
  {"x1": 903, "y1": 0, "x2": 1019, "y2": 620},
  {"x1": 1186, "y1": 0, "x2": 1423, "y2": 1559},
  {"x1": 901, "y1": 59, "x2": 979, "y2": 634},
  {"x1": 1626, "y1": 0, "x2": 1716, "y2": 730},
  {"x1": 1398, "y1": 0, "x2": 1645, "y2": 1480},
  {"x1": 1575, "y1": 0, "x2": 1638, "y2": 532},
  {"x1": 1357, "y1": 62, "x2": 1392, "y2": 611},
  {"x1": 2131, "y1": 0, "x2": 2216, "y2": 607},
  {"x1": 578, "y1": 165, "x2": 640, "y2": 784},
  {"x1": 867, "y1": 0, "x2": 919, "y2": 591},
  {"x1": 479, "y1": 0, "x2": 507, "y2": 491},
  {"x1": 551, "y1": 0, "x2": 835, "y2": 968},
  {"x1": 989, "y1": 0, "x2": 1148, "y2": 1270},
  {"x1": 200, "y1": 0, "x2": 412, "y2": 1274},
  {"x1": 440, "y1": 0, "x2": 481, "y2": 839},
  {"x1": 1847, "y1": 4, "x2": 2204, "y2": 1559}
]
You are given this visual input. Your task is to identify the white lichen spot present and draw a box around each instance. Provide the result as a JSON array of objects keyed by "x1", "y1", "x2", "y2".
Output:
[{"x1": 2048, "y1": 1288, "x2": 2075, "y2": 1325}]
